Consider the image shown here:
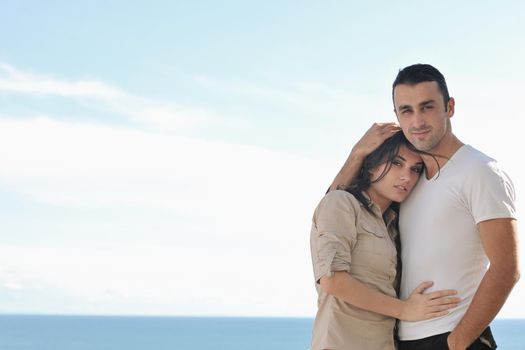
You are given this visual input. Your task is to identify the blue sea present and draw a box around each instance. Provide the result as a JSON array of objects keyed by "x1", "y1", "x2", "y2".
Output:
[{"x1": 0, "y1": 315, "x2": 523, "y2": 349}]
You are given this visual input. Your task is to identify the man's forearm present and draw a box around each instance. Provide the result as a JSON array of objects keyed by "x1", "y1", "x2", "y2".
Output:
[
  {"x1": 449, "y1": 218, "x2": 521, "y2": 349},
  {"x1": 328, "y1": 152, "x2": 365, "y2": 192},
  {"x1": 448, "y1": 265, "x2": 519, "y2": 349}
]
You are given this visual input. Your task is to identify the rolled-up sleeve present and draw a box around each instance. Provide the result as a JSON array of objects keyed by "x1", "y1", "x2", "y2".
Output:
[{"x1": 311, "y1": 191, "x2": 358, "y2": 283}]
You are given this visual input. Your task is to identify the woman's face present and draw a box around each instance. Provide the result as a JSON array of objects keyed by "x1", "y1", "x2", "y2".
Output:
[{"x1": 367, "y1": 145, "x2": 423, "y2": 212}]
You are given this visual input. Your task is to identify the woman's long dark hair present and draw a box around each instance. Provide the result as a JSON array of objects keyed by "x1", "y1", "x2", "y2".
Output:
[
  {"x1": 341, "y1": 131, "x2": 434, "y2": 216},
  {"x1": 342, "y1": 130, "x2": 435, "y2": 296}
]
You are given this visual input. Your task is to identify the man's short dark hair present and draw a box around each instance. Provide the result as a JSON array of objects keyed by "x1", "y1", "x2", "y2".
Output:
[{"x1": 392, "y1": 64, "x2": 450, "y2": 109}]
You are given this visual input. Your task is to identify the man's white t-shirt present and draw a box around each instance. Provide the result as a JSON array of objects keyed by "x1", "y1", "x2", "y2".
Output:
[{"x1": 398, "y1": 145, "x2": 516, "y2": 340}]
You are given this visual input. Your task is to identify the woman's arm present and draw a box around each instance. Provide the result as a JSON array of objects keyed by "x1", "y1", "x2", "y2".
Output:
[{"x1": 320, "y1": 271, "x2": 459, "y2": 321}]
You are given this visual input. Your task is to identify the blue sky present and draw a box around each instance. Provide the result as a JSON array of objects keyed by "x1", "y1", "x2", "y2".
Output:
[{"x1": 0, "y1": 1, "x2": 524, "y2": 317}]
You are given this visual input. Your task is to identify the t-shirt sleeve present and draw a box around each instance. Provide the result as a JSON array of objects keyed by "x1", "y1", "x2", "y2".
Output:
[
  {"x1": 311, "y1": 191, "x2": 358, "y2": 283},
  {"x1": 467, "y1": 160, "x2": 516, "y2": 224}
]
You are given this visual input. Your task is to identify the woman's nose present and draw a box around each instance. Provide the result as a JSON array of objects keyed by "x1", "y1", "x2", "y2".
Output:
[{"x1": 399, "y1": 168, "x2": 413, "y2": 181}]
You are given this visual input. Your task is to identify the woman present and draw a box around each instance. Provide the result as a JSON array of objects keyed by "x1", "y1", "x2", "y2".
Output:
[{"x1": 310, "y1": 131, "x2": 459, "y2": 349}]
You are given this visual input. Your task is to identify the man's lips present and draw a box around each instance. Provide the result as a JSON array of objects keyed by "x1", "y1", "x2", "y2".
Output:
[{"x1": 411, "y1": 129, "x2": 431, "y2": 138}]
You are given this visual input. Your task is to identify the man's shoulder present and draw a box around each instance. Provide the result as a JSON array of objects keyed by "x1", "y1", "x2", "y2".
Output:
[
  {"x1": 456, "y1": 145, "x2": 499, "y2": 171},
  {"x1": 459, "y1": 144, "x2": 494, "y2": 162},
  {"x1": 455, "y1": 145, "x2": 514, "y2": 193}
]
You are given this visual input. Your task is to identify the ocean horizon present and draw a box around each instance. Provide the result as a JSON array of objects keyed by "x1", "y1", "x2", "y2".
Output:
[{"x1": 0, "y1": 314, "x2": 523, "y2": 349}]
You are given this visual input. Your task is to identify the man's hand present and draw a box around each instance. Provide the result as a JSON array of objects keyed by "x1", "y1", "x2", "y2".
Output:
[
  {"x1": 447, "y1": 332, "x2": 468, "y2": 350},
  {"x1": 351, "y1": 122, "x2": 401, "y2": 159},
  {"x1": 328, "y1": 122, "x2": 401, "y2": 191}
]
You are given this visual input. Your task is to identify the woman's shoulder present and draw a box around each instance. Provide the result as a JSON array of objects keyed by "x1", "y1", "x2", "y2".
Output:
[
  {"x1": 318, "y1": 190, "x2": 361, "y2": 210},
  {"x1": 313, "y1": 190, "x2": 363, "y2": 224},
  {"x1": 324, "y1": 189, "x2": 357, "y2": 199}
]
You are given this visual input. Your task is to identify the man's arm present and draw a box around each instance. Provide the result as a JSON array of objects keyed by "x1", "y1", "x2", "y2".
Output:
[
  {"x1": 328, "y1": 123, "x2": 400, "y2": 191},
  {"x1": 447, "y1": 218, "x2": 520, "y2": 350}
]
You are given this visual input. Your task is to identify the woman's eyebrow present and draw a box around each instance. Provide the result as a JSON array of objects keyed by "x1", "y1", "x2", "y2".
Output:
[{"x1": 395, "y1": 155, "x2": 424, "y2": 166}]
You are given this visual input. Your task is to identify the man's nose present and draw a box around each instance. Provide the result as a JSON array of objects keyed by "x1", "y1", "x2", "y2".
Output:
[{"x1": 412, "y1": 111, "x2": 426, "y2": 128}]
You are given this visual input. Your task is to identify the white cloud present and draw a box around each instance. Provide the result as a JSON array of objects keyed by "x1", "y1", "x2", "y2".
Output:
[
  {"x1": 0, "y1": 64, "x2": 342, "y2": 315},
  {"x1": 0, "y1": 116, "x2": 330, "y2": 210},
  {"x1": 1, "y1": 64, "x2": 523, "y2": 318},
  {"x1": 193, "y1": 74, "x2": 384, "y2": 119},
  {"x1": 0, "y1": 243, "x2": 316, "y2": 316},
  {"x1": 0, "y1": 116, "x2": 332, "y2": 316},
  {"x1": 4, "y1": 281, "x2": 23, "y2": 290},
  {"x1": 0, "y1": 62, "x2": 210, "y2": 130},
  {"x1": 0, "y1": 63, "x2": 125, "y2": 98}
]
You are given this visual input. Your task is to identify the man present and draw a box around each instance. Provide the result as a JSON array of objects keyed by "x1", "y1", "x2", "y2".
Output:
[{"x1": 329, "y1": 64, "x2": 519, "y2": 349}]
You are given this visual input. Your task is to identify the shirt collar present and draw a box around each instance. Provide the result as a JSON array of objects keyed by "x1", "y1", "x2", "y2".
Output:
[{"x1": 360, "y1": 191, "x2": 398, "y2": 227}]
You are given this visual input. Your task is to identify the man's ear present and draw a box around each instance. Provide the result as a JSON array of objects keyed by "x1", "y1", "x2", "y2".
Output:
[{"x1": 447, "y1": 97, "x2": 455, "y2": 118}]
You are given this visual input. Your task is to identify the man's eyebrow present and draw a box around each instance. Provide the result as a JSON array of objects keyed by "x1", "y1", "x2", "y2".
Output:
[
  {"x1": 419, "y1": 99, "x2": 436, "y2": 107},
  {"x1": 398, "y1": 100, "x2": 436, "y2": 110}
]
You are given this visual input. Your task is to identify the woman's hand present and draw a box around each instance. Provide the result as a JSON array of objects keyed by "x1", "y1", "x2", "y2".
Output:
[{"x1": 400, "y1": 281, "x2": 460, "y2": 321}]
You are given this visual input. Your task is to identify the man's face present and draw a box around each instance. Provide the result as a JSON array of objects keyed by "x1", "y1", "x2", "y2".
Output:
[{"x1": 393, "y1": 81, "x2": 454, "y2": 152}]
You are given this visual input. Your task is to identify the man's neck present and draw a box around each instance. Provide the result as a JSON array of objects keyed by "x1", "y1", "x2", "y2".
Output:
[{"x1": 422, "y1": 134, "x2": 464, "y2": 179}]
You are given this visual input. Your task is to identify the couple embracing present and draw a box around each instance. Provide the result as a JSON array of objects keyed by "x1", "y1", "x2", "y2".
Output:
[{"x1": 310, "y1": 64, "x2": 519, "y2": 349}]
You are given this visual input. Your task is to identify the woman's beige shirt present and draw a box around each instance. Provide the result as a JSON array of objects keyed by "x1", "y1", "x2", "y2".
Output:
[{"x1": 310, "y1": 190, "x2": 399, "y2": 350}]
